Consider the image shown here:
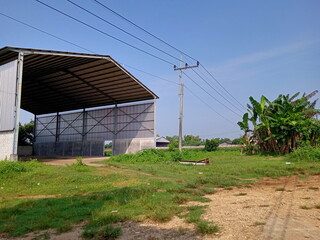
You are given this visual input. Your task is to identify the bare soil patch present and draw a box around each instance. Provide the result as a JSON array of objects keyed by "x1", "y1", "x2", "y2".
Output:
[
  {"x1": 38, "y1": 157, "x2": 108, "y2": 167},
  {"x1": 201, "y1": 175, "x2": 320, "y2": 240},
  {"x1": 3, "y1": 175, "x2": 319, "y2": 239}
]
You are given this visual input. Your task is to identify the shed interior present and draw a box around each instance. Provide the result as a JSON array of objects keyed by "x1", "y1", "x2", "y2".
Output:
[{"x1": 0, "y1": 47, "x2": 158, "y2": 115}]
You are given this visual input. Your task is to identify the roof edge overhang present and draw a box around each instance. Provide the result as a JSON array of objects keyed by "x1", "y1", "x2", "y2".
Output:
[{"x1": 0, "y1": 46, "x2": 159, "y2": 99}]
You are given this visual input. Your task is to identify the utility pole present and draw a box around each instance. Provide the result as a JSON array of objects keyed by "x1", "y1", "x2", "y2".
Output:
[{"x1": 174, "y1": 58, "x2": 199, "y2": 151}]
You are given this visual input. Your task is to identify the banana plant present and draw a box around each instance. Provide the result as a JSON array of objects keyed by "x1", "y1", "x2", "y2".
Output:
[{"x1": 238, "y1": 91, "x2": 320, "y2": 154}]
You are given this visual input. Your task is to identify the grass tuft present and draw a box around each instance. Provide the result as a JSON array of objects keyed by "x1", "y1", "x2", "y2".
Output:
[
  {"x1": 254, "y1": 221, "x2": 266, "y2": 226},
  {"x1": 235, "y1": 192, "x2": 247, "y2": 196},
  {"x1": 300, "y1": 205, "x2": 312, "y2": 210}
]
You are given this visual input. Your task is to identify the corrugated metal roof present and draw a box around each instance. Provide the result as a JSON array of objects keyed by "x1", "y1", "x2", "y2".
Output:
[
  {"x1": 0, "y1": 47, "x2": 158, "y2": 114},
  {"x1": 156, "y1": 137, "x2": 170, "y2": 143}
]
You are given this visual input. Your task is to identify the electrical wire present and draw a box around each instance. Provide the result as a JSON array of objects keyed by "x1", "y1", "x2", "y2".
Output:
[
  {"x1": 122, "y1": 64, "x2": 179, "y2": 85},
  {"x1": 67, "y1": 0, "x2": 184, "y2": 64},
  {"x1": 191, "y1": 68, "x2": 244, "y2": 113},
  {"x1": 0, "y1": 9, "x2": 238, "y2": 126},
  {"x1": 92, "y1": 0, "x2": 245, "y2": 111},
  {"x1": 183, "y1": 72, "x2": 242, "y2": 117},
  {"x1": 200, "y1": 64, "x2": 247, "y2": 110},
  {"x1": 0, "y1": 11, "x2": 177, "y2": 87},
  {"x1": 0, "y1": 12, "x2": 94, "y2": 54},
  {"x1": 184, "y1": 86, "x2": 236, "y2": 125},
  {"x1": 92, "y1": 0, "x2": 198, "y2": 63},
  {"x1": 35, "y1": 0, "x2": 175, "y2": 65}
]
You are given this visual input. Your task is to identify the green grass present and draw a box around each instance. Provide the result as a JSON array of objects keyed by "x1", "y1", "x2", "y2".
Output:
[
  {"x1": 287, "y1": 146, "x2": 320, "y2": 162},
  {"x1": 300, "y1": 205, "x2": 312, "y2": 210},
  {"x1": 1, "y1": 148, "x2": 320, "y2": 239},
  {"x1": 254, "y1": 221, "x2": 266, "y2": 226}
]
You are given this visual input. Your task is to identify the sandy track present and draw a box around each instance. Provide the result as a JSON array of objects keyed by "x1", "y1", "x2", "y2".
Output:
[
  {"x1": 38, "y1": 157, "x2": 108, "y2": 167},
  {"x1": 2, "y1": 176, "x2": 319, "y2": 239},
  {"x1": 202, "y1": 175, "x2": 320, "y2": 240}
]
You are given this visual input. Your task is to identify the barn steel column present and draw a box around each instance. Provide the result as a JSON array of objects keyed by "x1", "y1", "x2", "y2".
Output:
[
  {"x1": 12, "y1": 52, "x2": 24, "y2": 161},
  {"x1": 32, "y1": 114, "x2": 37, "y2": 156},
  {"x1": 154, "y1": 98, "x2": 157, "y2": 148},
  {"x1": 112, "y1": 104, "x2": 118, "y2": 156},
  {"x1": 81, "y1": 109, "x2": 86, "y2": 156},
  {"x1": 55, "y1": 112, "x2": 60, "y2": 155}
]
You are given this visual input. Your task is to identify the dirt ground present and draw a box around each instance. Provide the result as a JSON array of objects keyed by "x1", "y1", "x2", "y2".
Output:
[
  {"x1": 201, "y1": 175, "x2": 320, "y2": 240},
  {"x1": 4, "y1": 175, "x2": 320, "y2": 240},
  {"x1": 37, "y1": 156, "x2": 108, "y2": 167}
]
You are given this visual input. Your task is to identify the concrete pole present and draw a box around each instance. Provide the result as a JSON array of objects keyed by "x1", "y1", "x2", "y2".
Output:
[
  {"x1": 12, "y1": 52, "x2": 24, "y2": 161},
  {"x1": 178, "y1": 57, "x2": 184, "y2": 152}
]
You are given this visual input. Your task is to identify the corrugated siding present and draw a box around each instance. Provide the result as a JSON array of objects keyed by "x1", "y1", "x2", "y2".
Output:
[
  {"x1": 35, "y1": 102, "x2": 154, "y2": 143},
  {"x1": 0, "y1": 60, "x2": 17, "y2": 131}
]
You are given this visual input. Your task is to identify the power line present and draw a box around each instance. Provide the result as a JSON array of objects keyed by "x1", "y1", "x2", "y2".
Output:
[
  {"x1": 67, "y1": 0, "x2": 183, "y2": 64},
  {"x1": 191, "y1": 68, "x2": 244, "y2": 114},
  {"x1": 91, "y1": 0, "x2": 245, "y2": 111},
  {"x1": 93, "y1": 0, "x2": 198, "y2": 63},
  {"x1": 200, "y1": 64, "x2": 247, "y2": 110},
  {"x1": 35, "y1": 0, "x2": 175, "y2": 65},
  {"x1": 183, "y1": 72, "x2": 242, "y2": 117},
  {"x1": 122, "y1": 64, "x2": 179, "y2": 85},
  {"x1": 0, "y1": 11, "x2": 178, "y2": 87},
  {"x1": 0, "y1": 12, "x2": 94, "y2": 54},
  {"x1": 0, "y1": 9, "x2": 237, "y2": 127},
  {"x1": 184, "y1": 86, "x2": 236, "y2": 125}
]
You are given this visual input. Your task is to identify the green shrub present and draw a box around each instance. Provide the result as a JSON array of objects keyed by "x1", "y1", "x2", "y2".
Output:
[
  {"x1": 75, "y1": 157, "x2": 85, "y2": 166},
  {"x1": 168, "y1": 141, "x2": 179, "y2": 150},
  {"x1": 287, "y1": 146, "x2": 320, "y2": 161},
  {"x1": 204, "y1": 139, "x2": 219, "y2": 152},
  {"x1": 0, "y1": 159, "x2": 40, "y2": 174},
  {"x1": 104, "y1": 150, "x2": 112, "y2": 157},
  {"x1": 108, "y1": 149, "x2": 210, "y2": 164},
  {"x1": 171, "y1": 150, "x2": 183, "y2": 161}
]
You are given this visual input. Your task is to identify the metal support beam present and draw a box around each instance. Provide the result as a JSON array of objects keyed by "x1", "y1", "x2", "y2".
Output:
[
  {"x1": 154, "y1": 98, "x2": 157, "y2": 148},
  {"x1": 64, "y1": 70, "x2": 116, "y2": 103},
  {"x1": 12, "y1": 52, "x2": 24, "y2": 160},
  {"x1": 55, "y1": 112, "x2": 60, "y2": 154},
  {"x1": 81, "y1": 109, "x2": 86, "y2": 156},
  {"x1": 32, "y1": 114, "x2": 37, "y2": 156},
  {"x1": 112, "y1": 104, "x2": 118, "y2": 156}
]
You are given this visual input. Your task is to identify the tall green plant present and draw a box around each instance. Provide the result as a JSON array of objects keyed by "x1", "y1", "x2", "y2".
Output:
[{"x1": 238, "y1": 91, "x2": 320, "y2": 154}]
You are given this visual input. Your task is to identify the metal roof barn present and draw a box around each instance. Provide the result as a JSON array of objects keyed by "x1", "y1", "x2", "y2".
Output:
[
  {"x1": 0, "y1": 47, "x2": 158, "y2": 114},
  {"x1": 0, "y1": 47, "x2": 158, "y2": 160}
]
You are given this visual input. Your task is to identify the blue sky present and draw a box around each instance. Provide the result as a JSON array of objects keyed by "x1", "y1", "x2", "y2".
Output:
[{"x1": 1, "y1": 0, "x2": 319, "y2": 139}]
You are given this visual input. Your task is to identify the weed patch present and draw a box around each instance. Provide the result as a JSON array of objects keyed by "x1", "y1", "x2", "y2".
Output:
[{"x1": 300, "y1": 205, "x2": 312, "y2": 210}]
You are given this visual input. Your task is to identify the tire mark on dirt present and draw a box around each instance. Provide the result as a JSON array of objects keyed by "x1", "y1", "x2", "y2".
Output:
[
  {"x1": 279, "y1": 176, "x2": 297, "y2": 240},
  {"x1": 263, "y1": 178, "x2": 289, "y2": 240}
]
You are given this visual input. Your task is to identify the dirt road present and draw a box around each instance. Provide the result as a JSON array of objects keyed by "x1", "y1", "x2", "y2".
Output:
[
  {"x1": 5, "y1": 172, "x2": 319, "y2": 239},
  {"x1": 201, "y1": 175, "x2": 320, "y2": 240}
]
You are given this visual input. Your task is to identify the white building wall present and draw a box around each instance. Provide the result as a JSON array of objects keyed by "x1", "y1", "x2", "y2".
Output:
[
  {"x1": 113, "y1": 137, "x2": 155, "y2": 155},
  {"x1": 0, "y1": 130, "x2": 14, "y2": 160}
]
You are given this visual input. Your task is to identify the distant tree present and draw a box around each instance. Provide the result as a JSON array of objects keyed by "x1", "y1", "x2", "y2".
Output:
[
  {"x1": 18, "y1": 121, "x2": 34, "y2": 146},
  {"x1": 232, "y1": 137, "x2": 243, "y2": 145},
  {"x1": 183, "y1": 135, "x2": 203, "y2": 146},
  {"x1": 213, "y1": 138, "x2": 231, "y2": 144},
  {"x1": 165, "y1": 135, "x2": 179, "y2": 143},
  {"x1": 204, "y1": 139, "x2": 219, "y2": 151},
  {"x1": 105, "y1": 142, "x2": 112, "y2": 149}
]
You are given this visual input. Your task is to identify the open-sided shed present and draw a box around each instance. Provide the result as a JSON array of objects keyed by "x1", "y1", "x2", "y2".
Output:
[{"x1": 0, "y1": 47, "x2": 158, "y2": 160}]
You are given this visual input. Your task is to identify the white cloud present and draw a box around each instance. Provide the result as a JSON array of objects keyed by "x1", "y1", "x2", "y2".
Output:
[{"x1": 215, "y1": 40, "x2": 317, "y2": 71}]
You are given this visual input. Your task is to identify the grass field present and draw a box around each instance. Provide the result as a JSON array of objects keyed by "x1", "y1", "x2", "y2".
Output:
[{"x1": 0, "y1": 148, "x2": 319, "y2": 239}]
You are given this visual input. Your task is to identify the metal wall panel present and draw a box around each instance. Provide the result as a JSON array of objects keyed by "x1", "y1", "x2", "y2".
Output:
[
  {"x1": 0, "y1": 60, "x2": 17, "y2": 131},
  {"x1": 34, "y1": 102, "x2": 154, "y2": 156}
]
